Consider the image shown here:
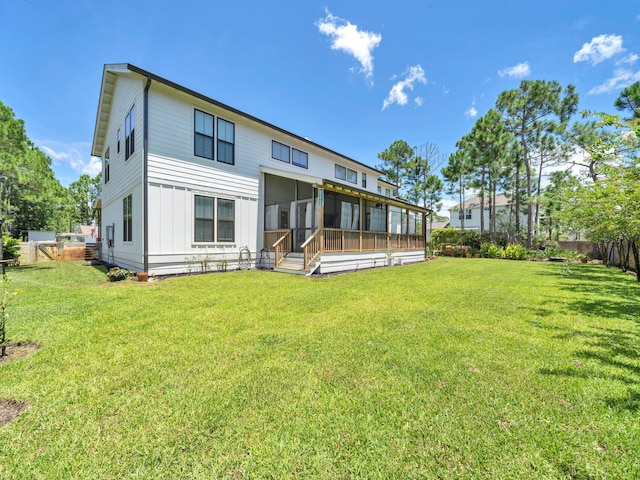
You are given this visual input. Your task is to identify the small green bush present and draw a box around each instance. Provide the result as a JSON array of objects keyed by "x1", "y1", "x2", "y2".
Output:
[
  {"x1": 480, "y1": 242, "x2": 504, "y2": 259},
  {"x1": 504, "y1": 243, "x2": 531, "y2": 260},
  {"x1": 106, "y1": 267, "x2": 134, "y2": 282},
  {"x1": 2, "y1": 233, "x2": 20, "y2": 263}
]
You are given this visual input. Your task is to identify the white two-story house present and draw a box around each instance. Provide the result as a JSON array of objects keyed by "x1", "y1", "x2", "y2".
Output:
[{"x1": 91, "y1": 64, "x2": 428, "y2": 275}]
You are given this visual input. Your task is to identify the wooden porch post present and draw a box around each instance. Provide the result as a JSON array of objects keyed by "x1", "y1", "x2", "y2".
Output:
[
  {"x1": 359, "y1": 197, "x2": 363, "y2": 252},
  {"x1": 317, "y1": 187, "x2": 324, "y2": 253}
]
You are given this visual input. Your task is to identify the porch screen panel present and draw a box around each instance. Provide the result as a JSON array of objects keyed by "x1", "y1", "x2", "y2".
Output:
[
  {"x1": 195, "y1": 196, "x2": 214, "y2": 242},
  {"x1": 408, "y1": 211, "x2": 417, "y2": 234},
  {"x1": 389, "y1": 206, "x2": 402, "y2": 234},
  {"x1": 367, "y1": 200, "x2": 386, "y2": 232}
]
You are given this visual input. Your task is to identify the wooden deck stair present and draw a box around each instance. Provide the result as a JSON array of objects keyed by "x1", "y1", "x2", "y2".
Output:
[{"x1": 274, "y1": 253, "x2": 307, "y2": 275}]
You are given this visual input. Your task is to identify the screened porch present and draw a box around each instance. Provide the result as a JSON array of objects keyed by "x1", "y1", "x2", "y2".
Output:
[{"x1": 263, "y1": 174, "x2": 428, "y2": 271}]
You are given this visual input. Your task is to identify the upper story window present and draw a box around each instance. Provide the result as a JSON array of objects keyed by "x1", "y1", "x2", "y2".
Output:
[
  {"x1": 195, "y1": 110, "x2": 214, "y2": 159},
  {"x1": 335, "y1": 164, "x2": 346, "y2": 181},
  {"x1": 292, "y1": 148, "x2": 308, "y2": 169},
  {"x1": 104, "y1": 148, "x2": 110, "y2": 184},
  {"x1": 377, "y1": 186, "x2": 382, "y2": 195},
  {"x1": 385, "y1": 188, "x2": 391, "y2": 197},
  {"x1": 458, "y1": 209, "x2": 472, "y2": 220},
  {"x1": 125, "y1": 105, "x2": 135, "y2": 160},
  {"x1": 272, "y1": 141, "x2": 290, "y2": 163},
  {"x1": 217, "y1": 118, "x2": 235, "y2": 165},
  {"x1": 346, "y1": 168, "x2": 357, "y2": 184},
  {"x1": 123, "y1": 194, "x2": 132, "y2": 242},
  {"x1": 117, "y1": 129, "x2": 121, "y2": 154},
  {"x1": 362, "y1": 173, "x2": 367, "y2": 188}
]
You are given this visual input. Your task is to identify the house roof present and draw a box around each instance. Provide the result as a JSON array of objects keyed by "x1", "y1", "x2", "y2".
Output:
[
  {"x1": 448, "y1": 193, "x2": 512, "y2": 210},
  {"x1": 92, "y1": 64, "x2": 385, "y2": 178},
  {"x1": 429, "y1": 221, "x2": 450, "y2": 229}
]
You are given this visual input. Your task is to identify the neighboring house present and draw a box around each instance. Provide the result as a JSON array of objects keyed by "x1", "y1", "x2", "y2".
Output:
[
  {"x1": 91, "y1": 64, "x2": 429, "y2": 275},
  {"x1": 25, "y1": 230, "x2": 56, "y2": 242},
  {"x1": 449, "y1": 194, "x2": 524, "y2": 231}
]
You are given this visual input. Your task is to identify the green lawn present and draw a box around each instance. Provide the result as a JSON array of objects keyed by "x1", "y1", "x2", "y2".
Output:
[{"x1": 1, "y1": 258, "x2": 639, "y2": 479}]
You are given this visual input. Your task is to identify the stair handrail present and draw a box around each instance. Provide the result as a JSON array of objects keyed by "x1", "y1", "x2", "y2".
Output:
[
  {"x1": 272, "y1": 230, "x2": 292, "y2": 268},
  {"x1": 301, "y1": 228, "x2": 322, "y2": 269}
]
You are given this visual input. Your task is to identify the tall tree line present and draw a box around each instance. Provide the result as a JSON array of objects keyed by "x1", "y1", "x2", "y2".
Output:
[{"x1": 0, "y1": 100, "x2": 101, "y2": 239}]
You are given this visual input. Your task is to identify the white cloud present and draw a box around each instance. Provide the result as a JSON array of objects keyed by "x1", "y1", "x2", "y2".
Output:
[
  {"x1": 317, "y1": 10, "x2": 382, "y2": 82},
  {"x1": 415, "y1": 97, "x2": 424, "y2": 107},
  {"x1": 38, "y1": 140, "x2": 102, "y2": 178},
  {"x1": 442, "y1": 86, "x2": 450, "y2": 94},
  {"x1": 588, "y1": 68, "x2": 640, "y2": 94},
  {"x1": 465, "y1": 100, "x2": 478, "y2": 119},
  {"x1": 498, "y1": 62, "x2": 530, "y2": 78},
  {"x1": 616, "y1": 53, "x2": 639, "y2": 65},
  {"x1": 438, "y1": 198, "x2": 458, "y2": 218},
  {"x1": 382, "y1": 65, "x2": 427, "y2": 110},
  {"x1": 573, "y1": 34, "x2": 625, "y2": 65}
]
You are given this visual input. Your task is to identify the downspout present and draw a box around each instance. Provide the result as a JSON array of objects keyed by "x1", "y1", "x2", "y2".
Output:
[{"x1": 143, "y1": 76, "x2": 152, "y2": 273}]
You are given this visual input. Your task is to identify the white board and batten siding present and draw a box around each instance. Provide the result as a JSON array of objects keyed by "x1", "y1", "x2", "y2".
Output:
[
  {"x1": 144, "y1": 83, "x2": 261, "y2": 275},
  {"x1": 99, "y1": 73, "x2": 145, "y2": 271}
]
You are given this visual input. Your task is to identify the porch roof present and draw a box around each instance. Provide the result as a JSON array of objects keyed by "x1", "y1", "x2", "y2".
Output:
[{"x1": 321, "y1": 180, "x2": 430, "y2": 214}]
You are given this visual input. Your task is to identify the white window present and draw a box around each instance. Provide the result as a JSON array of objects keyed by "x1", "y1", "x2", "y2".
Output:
[
  {"x1": 335, "y1": 164, "x2": 346, "y2": 181},
  {"x1": 346, "y1": 168, "x2": 357, "y2": 184}
]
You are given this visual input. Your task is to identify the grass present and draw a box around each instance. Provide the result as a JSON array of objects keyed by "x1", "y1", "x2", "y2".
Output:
[{"x1": 0, "y1": 258, "x2": 639, "y2": 479}]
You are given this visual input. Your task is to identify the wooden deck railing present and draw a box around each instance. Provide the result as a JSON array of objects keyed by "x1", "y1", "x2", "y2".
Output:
[
  {"x1": 301, "y1": 230, "x2": 321, "y2": 269},
  {"x1": 271, "y1": 230, "x2": 292, "y2": 268},
  {"x1": 266, "y1": 228, "x2": 425, "y2": 270},
  {"x1": 324, "y1": 228, "x2": 424, "y2": 253}
]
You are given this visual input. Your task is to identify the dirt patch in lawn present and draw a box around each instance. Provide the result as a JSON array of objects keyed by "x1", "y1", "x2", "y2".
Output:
[
  {"x1": 0, "y1": 399, "x2": 28, "y2": 427},
  {"x1": 0, "y1": 342, "x2": 41, "y2": 365}
]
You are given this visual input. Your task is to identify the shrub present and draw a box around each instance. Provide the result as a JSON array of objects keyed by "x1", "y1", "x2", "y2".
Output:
[
  {"x1": 2, "y1": 233, "x2": 20, "y2": 263},
  {"x1": 480, "y1": 242, "x2": 504, "y2": 259},
  {"x1": 504, "y1": 243, "x2": 530, "y2": 260},
  {"x1": 106, "y1": 267, "x2": 134, "y2": 282}
]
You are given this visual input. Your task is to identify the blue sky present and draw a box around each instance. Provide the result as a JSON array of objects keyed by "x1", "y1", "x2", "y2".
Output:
[{"x1": 1, "y1": 0, "x2": 639, "y2": 213}]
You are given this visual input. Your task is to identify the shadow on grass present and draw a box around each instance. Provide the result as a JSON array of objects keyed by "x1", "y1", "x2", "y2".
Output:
[
  {"x1": 532, "y1": 264, "x2": 640, "y2": 412},
  {"x1": 536, "y1": 264, "x2": 640, "y2": 322}
]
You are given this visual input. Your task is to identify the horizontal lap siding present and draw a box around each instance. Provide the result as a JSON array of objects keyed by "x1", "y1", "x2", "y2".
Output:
[{"x1": 99, "y1": 74, "x2": 145, "y2": 267}]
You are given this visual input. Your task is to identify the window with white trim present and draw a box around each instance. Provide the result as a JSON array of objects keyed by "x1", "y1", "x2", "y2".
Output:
[
  {"x1": 335, "y1": 164, "x2": 346, "y2": 180},
  {"x1": 217, "y1": 118, "x2": 234, "y2": 164},
  {"x1": 272, "y1": 141, "x2": 290, "y2": 163},
  {"x1": 104, "y1": 148, "x2": 110, "y2": 184},
  {"x1": 194, "y1": 195, "x2": 235, "y2": 243},
  {"x1": 125, "y1": 105, "x2": 135, "y2": 160},
  {"x1": 195, "y1": 110, "x2": 214, "y2": 159},
  {"x1": 292, "y1": 148, "x2": 308, "y2": 168},
  {"x1": 123, "y1": 194, "x2": 132, "y2": 242},
  {"x1": 347, "y1": 168, "x2": 357, "y2": 184},
  {"x1": 362, "y1": 173, "x2": 367, "y2": 188}
]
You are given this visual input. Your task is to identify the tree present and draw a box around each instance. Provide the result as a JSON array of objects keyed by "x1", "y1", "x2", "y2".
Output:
[
  {"x1": 406, "y1": 142, "x2": 442, "y2": 207},
  {"x1": 559, "y1": 113, "x2": 640, "y2": 281},
  {"x1": 68, "y1": 173, "x2": 102, "y2": 228},
  {"x1": 0, "y1": 101, "x2": 28, "y2": 268},
  {"x1": 462, "y1": 109, "x2": 513, "y2": 242},
  {"x1": 442, "y1": 150, "x2": 472, "y2": 232},
  {"x1": 614, "y1": 81, "x2": 640, "y2": 119},
  {"x1": 496, "y1": 80, "x2": 578, "y2": 247},
  {"x1": 377, "y1": 140, "x2": 414, "y2": 195},
  {"x1": 541, "y1": 170, "x2": 581, "y2": 241}
]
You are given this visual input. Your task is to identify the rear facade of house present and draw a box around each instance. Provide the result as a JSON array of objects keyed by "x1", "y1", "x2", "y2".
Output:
[{"x1": 91, "y1": 64, "x2": 428, "y2": 276}]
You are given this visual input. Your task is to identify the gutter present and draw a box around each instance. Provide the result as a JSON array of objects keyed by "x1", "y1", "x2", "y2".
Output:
[{"x1": 143, "y1": 76, "x2": 151, "y2": 273}]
